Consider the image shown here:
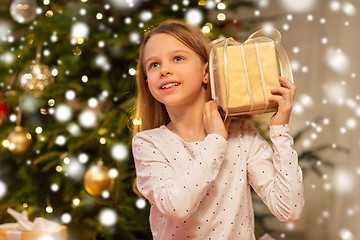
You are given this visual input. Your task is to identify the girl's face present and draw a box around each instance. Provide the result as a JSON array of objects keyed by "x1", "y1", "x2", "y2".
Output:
[{"x1": 143, "y1": 33, "x2": 208, "y2": 108}]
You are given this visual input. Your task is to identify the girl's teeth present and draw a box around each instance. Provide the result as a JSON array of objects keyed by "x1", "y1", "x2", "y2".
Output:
[{"x1": 162, "y1": 83, "x2": 179, "y2": 89}]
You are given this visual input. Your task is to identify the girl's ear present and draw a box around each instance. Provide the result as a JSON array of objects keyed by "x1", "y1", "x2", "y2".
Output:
[{"x1": 202, "y1": 62, "x2": 209, "y2": 84}]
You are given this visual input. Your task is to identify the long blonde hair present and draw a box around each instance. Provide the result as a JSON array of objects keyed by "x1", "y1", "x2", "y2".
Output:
[{"x1": 133, "y1": 20, "x2": 212, "y2": 133}]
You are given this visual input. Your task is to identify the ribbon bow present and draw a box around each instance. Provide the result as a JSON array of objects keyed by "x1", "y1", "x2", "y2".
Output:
[{"x1": 0, "y1": 208, "x2": 59, "y2": 232}]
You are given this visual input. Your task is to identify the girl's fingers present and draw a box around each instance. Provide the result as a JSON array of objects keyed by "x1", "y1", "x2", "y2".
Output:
[
  {"x1": 270, "y1": 77, "x2": 296, "y2": 126},
  {"x1": 269, "y1": 95, "x2": 284, "y2": 103},
  {"x1": 279, "y1": 77, "x2": 296, "y2": 96},
  {"x1": 279, "y1": 76, "x2": 295, "y2": 89},
  {"x1": 271, "y1": 87, "x2": 292, "y2": 100},
  {"x1": 203, "y1": 100, "x2": 230, "y2": 139},
  {"x1": 204, "y1": 100, "x2": 221, "y2": 116},
  {"x1": 272, "y1": 77, "x2": 296, "y2": 102}
]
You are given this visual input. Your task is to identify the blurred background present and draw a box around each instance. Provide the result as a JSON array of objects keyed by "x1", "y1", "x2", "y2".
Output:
[{"x1": 0, "y1": 0, "x2": 359, "y2": 239}]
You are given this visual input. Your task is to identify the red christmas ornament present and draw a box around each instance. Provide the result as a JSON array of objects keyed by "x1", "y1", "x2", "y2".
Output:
[
  {"x1": 220, "y1": 20, "x2": 242, "y2": 32},
  {"x1": 0, "y1": 92, "x2": 9, "y2": 125}
]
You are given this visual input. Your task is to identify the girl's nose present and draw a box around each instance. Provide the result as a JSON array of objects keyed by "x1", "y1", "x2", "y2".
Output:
[
  {"x1": 161, "y1": 71, "x2": 171, "y2": 77},
  {"x1": 160, "y1": 64, "x2": 173, "y2": 77}
]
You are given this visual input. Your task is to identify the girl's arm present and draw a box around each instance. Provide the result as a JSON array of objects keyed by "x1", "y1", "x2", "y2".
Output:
[
  {"x1": 247, "y1": 76, "x2": 303, "y2": 221},
  {"x1": 132, "y1": 132, "x2": 227, "y2": 222},
  {"x1": 247, "y1": 124, "x2": 304, "y2": 222}
]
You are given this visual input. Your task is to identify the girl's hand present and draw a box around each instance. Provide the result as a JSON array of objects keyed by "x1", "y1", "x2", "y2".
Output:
[
  {"x1": 269, "y1": 76, "x2": 296, "y2": 126},
  {"x1": 203, "y1": 101, "x2": 232, "y2": 139}
]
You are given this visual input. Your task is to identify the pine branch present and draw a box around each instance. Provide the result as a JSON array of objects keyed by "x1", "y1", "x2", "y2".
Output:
[{"x1": 33, "y1": 151, "x2": 63, "y2": 165}]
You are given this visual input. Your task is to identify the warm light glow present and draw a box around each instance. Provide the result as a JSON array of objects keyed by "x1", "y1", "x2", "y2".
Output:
[
  {"x1": 205, "y1": 22, "x2": 213, "y2": 29},
  {"x1": 217, "y1": 2, "x2": 226, "y2": 9},
  {"x1": 51, "y1": 183, "x2": 59, "y2": 192},
  {"x1": 82, "y1": 75, "x2": 88, "y2": 82},
  {"x1": 217, "y1": 13, "x2": 226, "y2": 21},
  {"x1": 51, "y1": 69, "x2": 58, "y2": 76},
  {"x1": 96, "y1": 13, "x2": 103, "y2": 20},
  {"x1": 77, "y1": 38, "x2": 84, "y2": 45},
  {"x1": 35, "y1": 127, "x2": 43, "y2": 134},
  {"x1": 46, "y1": 206, "x2": 53, "y2": 213},
  {"x1": 45, "y1": 10, "x2": 54, "y2": 17},
  {"x1": 48, "y1": 99, "x2": 55, "y2": 106},
  {"x1": 129, "y1": 68, "x2": 136, "y2": 76},
  {"x1": 202, "y1": 26, "x2": 211, "y2": 33},
  {"x1": 2, "y1": 140, "x2": 10, "y2": 148},
  {"x1": 63, "y1": 157, "x2": 70, "y2": 164},
  {"x1": 56, "y1": 165, "x2": 63, "y2": 172},
  {"x1": 73, "y1": 198, "x2": 80, "y2": 206},
  {"x1": 133, "y1": 118, "x2": 141, "y2": 126}
]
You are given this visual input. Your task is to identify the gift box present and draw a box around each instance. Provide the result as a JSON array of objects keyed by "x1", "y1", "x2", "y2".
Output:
[
  {"x1": 209, "y1": 28, "x2": 294, "y2": 116},
  {"x1": 0, "y1": 226, "x2": 67, "y2": 240},
  {"x1": 0, "y1": 208, "x2": 67, "y2": 240}
]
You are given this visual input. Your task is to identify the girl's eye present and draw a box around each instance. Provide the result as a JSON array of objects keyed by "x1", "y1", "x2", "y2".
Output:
[
  {"x1": 174, "y1": 56, "x2": 184, "y2": 62},
  {"x1": 150, "y1": 62, "x2": 159, "y2": 69}
]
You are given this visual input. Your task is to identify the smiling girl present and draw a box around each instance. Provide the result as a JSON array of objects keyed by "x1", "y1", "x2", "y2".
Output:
[{"x1": 132, "y1": 20, "x2": 304, "y2": 239}]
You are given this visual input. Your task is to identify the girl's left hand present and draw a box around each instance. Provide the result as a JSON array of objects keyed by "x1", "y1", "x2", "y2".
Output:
[{"x1": 269, "y1": 76, "x2": 296, "y2": 126}]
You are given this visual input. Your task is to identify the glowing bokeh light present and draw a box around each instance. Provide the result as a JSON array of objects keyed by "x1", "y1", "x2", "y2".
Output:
[
  {"x1": 99, "y1": 209, "x2": 117, "y2": 227},
  {"x1": 185, "y1": 9, "x2": 203, "y2": 26},
  {"x1": 61, "y1": 213, "x2": 72, "y2": 224},
  {"x1": 110, "y1": 143, "x2": 129, "y2": 161},
  {"x1": 0, "y1": 181, "x2": 7, "y2": 199}
]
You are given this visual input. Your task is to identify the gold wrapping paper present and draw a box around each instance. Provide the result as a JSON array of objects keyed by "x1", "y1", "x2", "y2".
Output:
[
  {"x1": 212, "y1": 41, "x2": 280, "y2": 115},
  {"x1": 0, "y1": 226, "x2": 67, "y2": 240}
]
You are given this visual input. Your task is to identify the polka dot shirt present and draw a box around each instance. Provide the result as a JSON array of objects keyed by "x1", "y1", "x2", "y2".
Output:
[{"x1": 132, "y1": 119, "x2": 304, "y2": 240}]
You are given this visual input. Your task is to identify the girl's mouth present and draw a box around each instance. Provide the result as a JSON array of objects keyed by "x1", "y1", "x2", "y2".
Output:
[{"x1": 160, "y1": 82, "x2": 181, "y2": 90}]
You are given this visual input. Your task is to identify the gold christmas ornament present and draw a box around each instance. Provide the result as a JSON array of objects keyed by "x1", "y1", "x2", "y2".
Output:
[
  {"x1": 84, "y1": 161, "x2": 114, "y2": 196},
  {"x1": 7, "y1": 126, "x2": 32, "y2": 154},
  {"x1": 19, "y1": 64, "x2": 54, "y2": 97}
]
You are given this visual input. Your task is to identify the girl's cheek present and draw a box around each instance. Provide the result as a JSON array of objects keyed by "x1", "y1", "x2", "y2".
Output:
[
  {"x1": 146, "y1": 75, "x2": 157, "y2": 90},
  {"x1": 147, "y1": 71, "x2": 157, "y2": 83}
]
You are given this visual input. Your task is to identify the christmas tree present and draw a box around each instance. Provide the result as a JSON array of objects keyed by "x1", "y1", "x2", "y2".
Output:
[{"x1": 0, "y1": 0, "x2": 258, "y2": 239}]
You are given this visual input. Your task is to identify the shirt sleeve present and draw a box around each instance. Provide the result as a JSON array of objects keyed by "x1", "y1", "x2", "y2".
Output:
[
  {"x1": 132, "y1": 132, "x2": 228, "y2": 222},
  {"x1": 246, "y1": 124, "x2": 304, "y2": 222}
]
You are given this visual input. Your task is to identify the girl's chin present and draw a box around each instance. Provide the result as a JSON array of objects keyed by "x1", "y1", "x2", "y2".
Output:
[{"x1": 162, "y1": 98, "x2": 206, "y2": 109}]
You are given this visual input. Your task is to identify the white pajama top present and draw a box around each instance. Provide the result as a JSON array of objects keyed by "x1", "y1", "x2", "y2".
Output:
[{"x1": 132, "y1": 119, "x2": 304, "y2": 240}]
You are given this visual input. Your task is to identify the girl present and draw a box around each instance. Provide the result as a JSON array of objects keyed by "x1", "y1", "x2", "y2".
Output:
[{"x1": 132, "y1": 20, "x2": 304, "y2": 240}]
